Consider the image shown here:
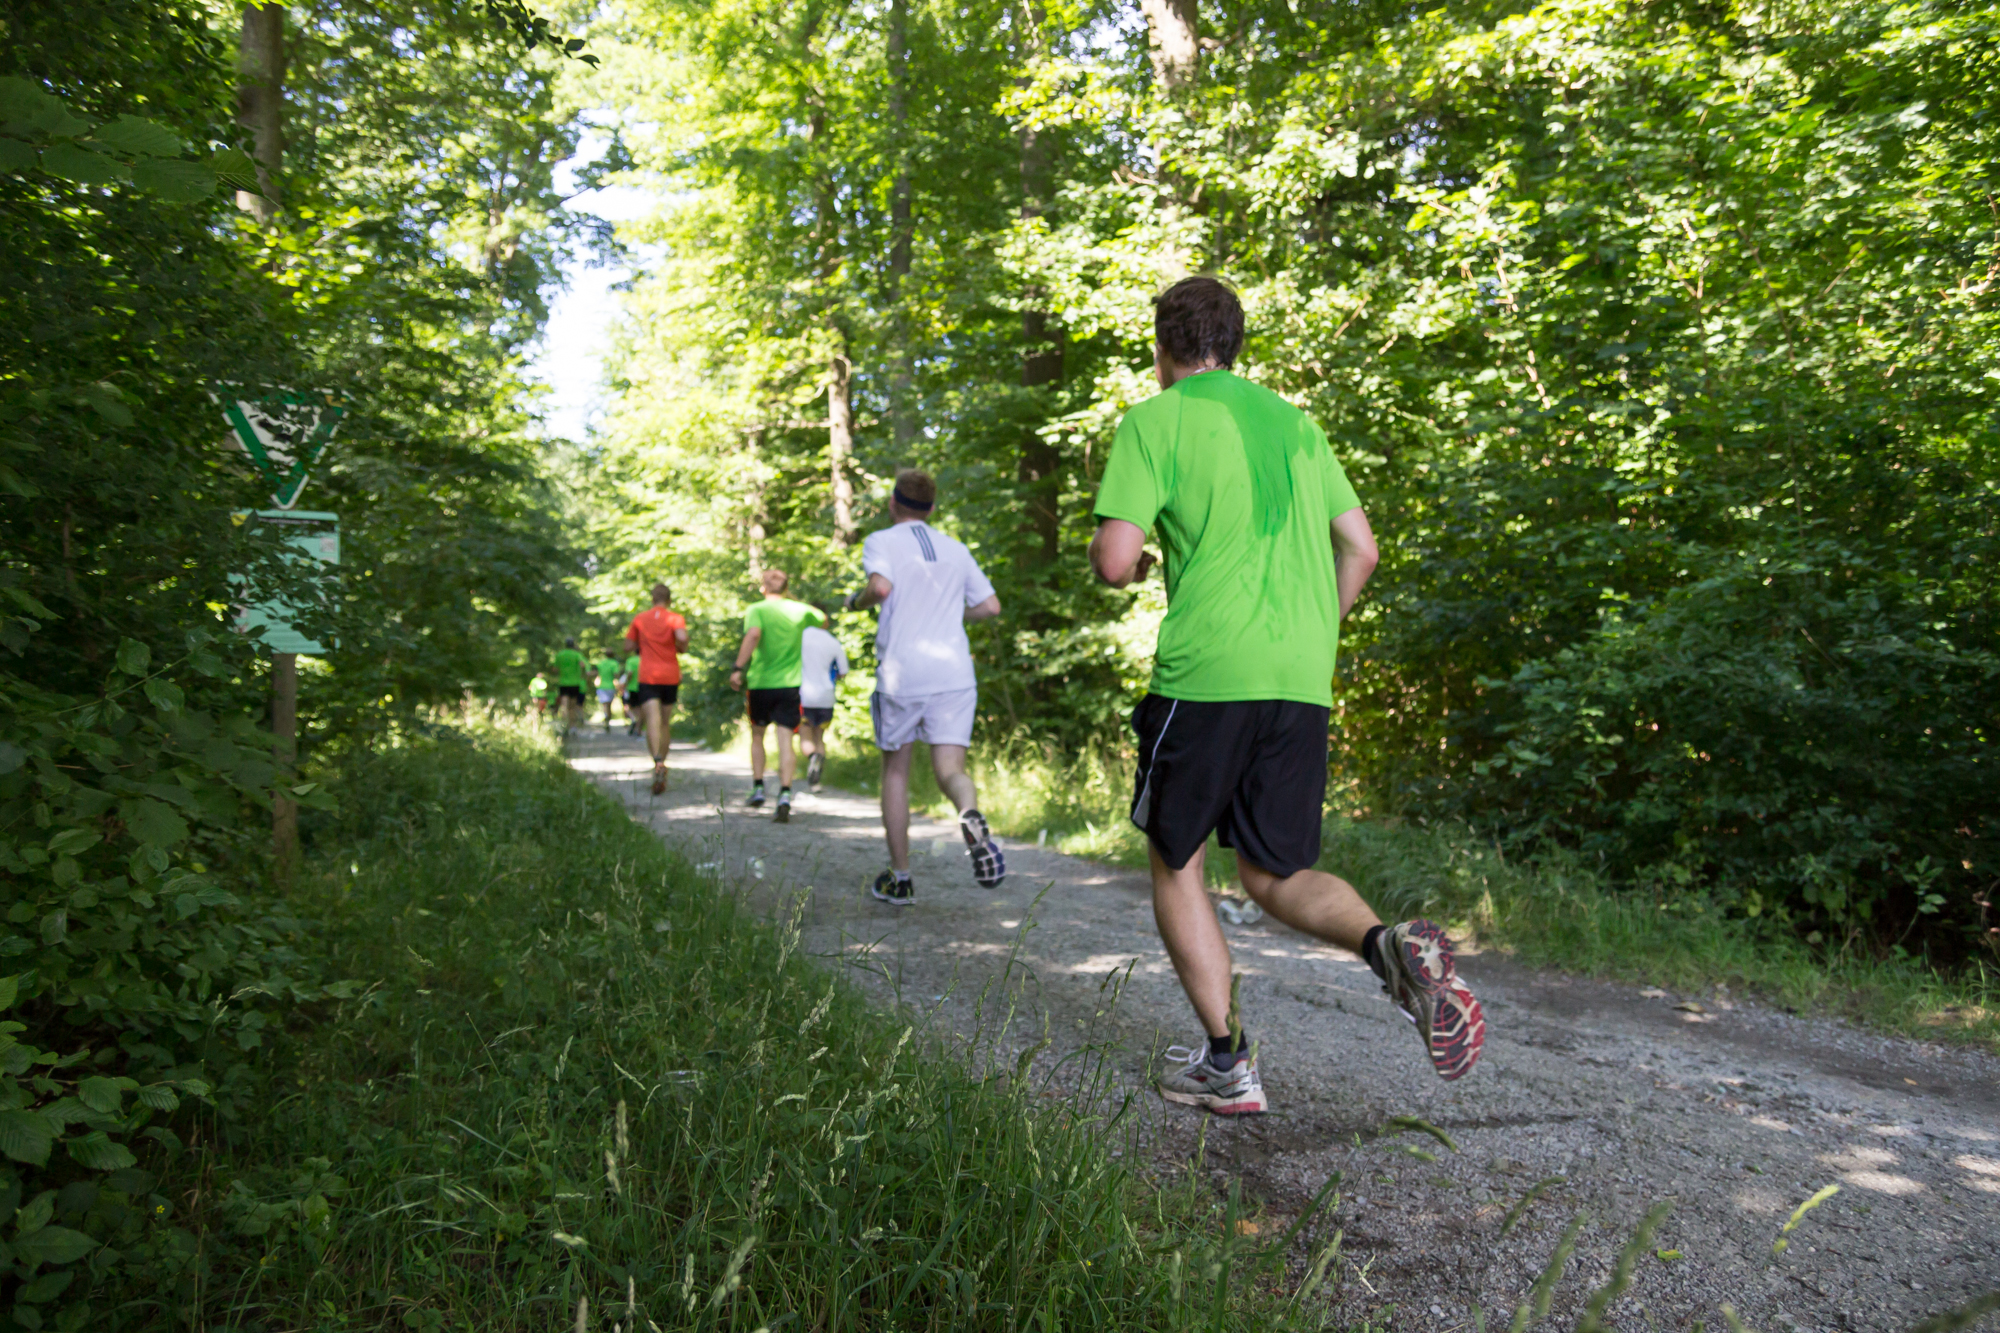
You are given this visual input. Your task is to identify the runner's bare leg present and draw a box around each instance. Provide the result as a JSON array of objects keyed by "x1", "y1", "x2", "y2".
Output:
[
  {"x1": 777, "y1": 724, "x2": 796, "y2": 788},
  {"x1": 749, "y1": 722, "x2": 767, "y2": 783},
  {"x1": 880, "y1": 744, "x2": 914, "y2": 871},
  {"x1": 1237, "y1": 860, "x2": 1380, "y2": 953},
  {"x1": 1149, "y1": 842, "x2": 1234, "y2": 1037},
  {"x1": 929, "y1": 743, "x2": 977, "y2": 813}
]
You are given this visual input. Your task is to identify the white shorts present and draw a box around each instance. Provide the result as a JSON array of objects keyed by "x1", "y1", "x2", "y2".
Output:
[{"x1": 872, "y1": 688, "x2": 977, "y2": 751}]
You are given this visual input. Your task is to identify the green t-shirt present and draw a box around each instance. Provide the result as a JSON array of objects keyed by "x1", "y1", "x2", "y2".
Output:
[
  {"x1": 1093, "y1": 371, "x2": 1362, "y2": 706},
  {"x1": 624, "y1": 654, "x2": 641, "y2": 690},
  {"x1": 742, "y1": 597, "x2": 823, "y2": 690},
  {"x1": 529, "y1": 675, "x2": 548, "y2": 698},
  {"x1": 595, "y1": 656, "x2": 621, "y2": 691},
  {"x1": 553, "y1": 648, "x2": 585, "y2": 687}
]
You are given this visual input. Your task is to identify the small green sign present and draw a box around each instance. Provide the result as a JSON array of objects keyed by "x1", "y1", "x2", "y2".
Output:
[
  {"x1": 233, "y1": 510, "x2": 339, "y2": 656},
  {"x1": 222, "y1": 390, "x2": 344, "y2": 509}
]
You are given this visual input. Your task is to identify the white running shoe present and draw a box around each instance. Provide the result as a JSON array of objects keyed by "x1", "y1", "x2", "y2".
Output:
[{"x1": 1157, "y1": 1042, "x2": 1267, "y2": 1115}]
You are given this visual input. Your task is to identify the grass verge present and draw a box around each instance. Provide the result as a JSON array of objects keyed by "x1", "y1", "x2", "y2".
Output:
[
  {"x1": 817, "y1": 737, "x2": 1997, "y2": 1051},
  {"x1": 163, "y1": 722, "x2": 1333, "y2": 1331}
]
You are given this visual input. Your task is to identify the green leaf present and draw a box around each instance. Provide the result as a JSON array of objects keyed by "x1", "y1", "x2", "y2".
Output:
[
  {"x1": 15, "y1": 1190, "x2": 52, "y2": 1234},
  {"x1": 133, "y1": 157, "x2": 216, "y2": 203},
  {"x1": 103, "y1": 1168, "x2": 155, "y2": 1195},
  {"x1": 0, "y1": 743, "x2": 24, "y2": 776},
  {"x1": 45, "y1": 829, "x2": 101, "y2": 857},
  {"x1": 17, "y1": 1268, "x2": 72, "y2": 1303},
  {"x1": 40, "y1": 141, "x2": 126, "y2": 185},
  {"x1": 0, "y1": 76, "x2": 89, "y2": 138},
  {"x1": 209, "y1": 146, "x2": 259, "y2": 188},
  {"x1": 114, "y1": 637, "x2": 149, "y2": 675},
  {"x1": 14, "y1": 1224, "x2": 95, "y2": 1266},
  {"x1": 134, "y1": 1085, "x2": 179, "y2": 1113},
  {"x1": 65, "y1": 1131, "x2": 136, "y2": 1171},
  {"x1": 78, "y1": 382, "x2": 133, "y2": 428},
  {"x1": 77, "y1": 1077, "x2": 129, "y2": 1115},
  {"x1": 142, "y1": 678, "x2": 184, "y2": 713},
  {"x1": 0, "y1": 1110, "x2": 54, "y2": 1165},
  {"x1": 0, "y1": 138, "x2": 36, "y2": 173},
  {"x1": 0, "y1": 975, "x2": 15, "y2": 1009},
  {"x1": 120, "y1": 798, "x2": 188, "y2": 850},
  {"x1": 89, "y1": 115, "x2": 183, "y2": 157}
]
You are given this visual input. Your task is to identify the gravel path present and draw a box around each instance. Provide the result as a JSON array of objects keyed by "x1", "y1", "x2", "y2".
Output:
[{"x1": 569, "y1": 730, "x2": 2000, "y2": 1333}]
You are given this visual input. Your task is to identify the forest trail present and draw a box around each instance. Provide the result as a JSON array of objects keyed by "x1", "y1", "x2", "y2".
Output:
[{"x1": 568, "y1": 729, "x2": 2000, "y2": 1333}]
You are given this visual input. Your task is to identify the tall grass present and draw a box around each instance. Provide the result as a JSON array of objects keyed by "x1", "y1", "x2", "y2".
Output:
[
  {"x1": 163, "y1": 723, "x2": 1339, "y2": 1331},
  {"x1": 817, "y1": 735, "x2": 1997, "y2": 1050}
]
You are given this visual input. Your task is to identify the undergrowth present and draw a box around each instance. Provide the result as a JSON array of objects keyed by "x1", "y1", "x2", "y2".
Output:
[{"x1": 157, "y1": 722, "x2": 1338, "y2": 1331}]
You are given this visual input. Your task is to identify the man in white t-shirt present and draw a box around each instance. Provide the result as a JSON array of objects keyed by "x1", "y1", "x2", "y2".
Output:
[
  {"x1": 843, "y1": 468, "x2": 1007, "y2": 905},
  {"x1": 797, "y1": 612, "x2": 849, "y2": 793}
]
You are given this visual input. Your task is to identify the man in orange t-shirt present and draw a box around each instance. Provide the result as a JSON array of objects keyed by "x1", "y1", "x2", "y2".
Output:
[{"x1": 626, "y1": 582, "x2": 690, "y2": 794}]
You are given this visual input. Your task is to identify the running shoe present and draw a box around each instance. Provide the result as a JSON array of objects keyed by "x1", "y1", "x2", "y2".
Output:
[
  {"x1": 746, "y1": 787, "x2": 766, "y2": 808},
  {"x1": 1157, "y1": 1042, "x2": 1267, "y2": 1115},
  {"x1": 773, "y1": 795, "x2": 791, "y2": 824},
  {"x1": 1378, "y1": 919, "x2": 1486, "y2": 1080},
  {"x1": 870, "y1": 870, "x2": 914, "y2": 906},
  {"x1": 959, "y1": 808, "x2": 1006, "y2": 888},
  {"x1": 650, "y1": 766, "x2": 666, "y2": 796},
  {"x1": 807, "y1": 751, "x2": 825, "y2": 792}
]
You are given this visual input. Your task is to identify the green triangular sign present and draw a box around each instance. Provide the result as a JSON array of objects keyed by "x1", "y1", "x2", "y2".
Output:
[{"x1": 222, "y1": 390, "x2": 345, "y2": 509}]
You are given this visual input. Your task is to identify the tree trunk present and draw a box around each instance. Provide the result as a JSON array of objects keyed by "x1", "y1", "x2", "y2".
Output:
[
  {"x1": 1017, "y1": 110, "x2": 1063, "y2": 569},
  {"x1": 828, "y1": 342, "x2": 857, "y2": 545},
  {"x1": 886, "y1": 0, "x2": 917, "y2": 452},
  {"x1": 1139, "y1": 0, "x2": 1198, "y2": 91},
  {"x1": 236, "y1": 3, "x2": 285, "y2": 224},
  {"x1": 746, "y1": 428, "x2": 768, "y2": 582}
]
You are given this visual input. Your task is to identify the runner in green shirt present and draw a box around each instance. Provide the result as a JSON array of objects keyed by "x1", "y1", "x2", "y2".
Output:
[
  {"x1": 552, "y1": 639, "x2": 586, "y2": 731},
  {"x1": 727, "y1": 568, "x2": 824, "y2": 822},
  {"x1": 622, "y1": 650, "x2": 642, "y2": 736},
  {"x1": 1089, "y1": 276, "x2": 1485, "y2": 1117},
  {"x1": 594, "y1": 651, "x2": 623, "y2": 732},
  {"x1": 529, "y1": 672, "x2": 549, "y2": 717}
]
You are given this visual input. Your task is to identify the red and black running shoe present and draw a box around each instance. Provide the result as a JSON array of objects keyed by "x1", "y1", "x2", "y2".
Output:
[{"x1": 1380, "y1": 919, "x2": 1486, "y2": 1080}]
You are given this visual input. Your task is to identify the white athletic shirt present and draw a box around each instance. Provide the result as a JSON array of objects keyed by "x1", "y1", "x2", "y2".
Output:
[
  {"x1": 861, "y1": 520, "x2": 995, "y2": 698},
  {"x1": 798, "y1": 625, "x2": 849, "y2": 709}
]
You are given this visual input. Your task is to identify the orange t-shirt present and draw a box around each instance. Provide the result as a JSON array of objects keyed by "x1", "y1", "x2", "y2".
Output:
[{"x1": 626, "y1": 607, "x2": 687, "y2": 685}]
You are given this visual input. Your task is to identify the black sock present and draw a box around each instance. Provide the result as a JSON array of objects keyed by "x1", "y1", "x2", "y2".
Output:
[
  {"x1": 1208, "y1": 1031, "x2": 1249, "y2": 1071},
  {"x1": 1361, "y1": 925, "x2": 1389, "y2": 980},
  {"x1": 752, "y1": 778, "x2": 765, "y2": 790},
  {"x1": 778, "y1": 786, "x2": 791, "y2": 800}
]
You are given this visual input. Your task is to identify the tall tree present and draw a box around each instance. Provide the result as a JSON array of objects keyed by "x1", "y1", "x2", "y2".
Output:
[{"x1": 236, "y1": 2, "x2": 284, "y2": 222}]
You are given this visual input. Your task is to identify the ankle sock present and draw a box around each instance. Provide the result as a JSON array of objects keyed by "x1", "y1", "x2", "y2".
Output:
[
  {"x1": 1361, "y1": 924, "x2": 1389, "y2": 980},
  {"x1": 893, "y1": 869, "x2": 911, "y2": 884},
  {"x1": 1208, "y1": 1031, "x2": 1250, "y2": 1071}
]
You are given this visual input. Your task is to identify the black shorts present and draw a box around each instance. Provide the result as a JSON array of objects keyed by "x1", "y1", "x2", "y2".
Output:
[
  {"x1": 1128, "y1": 694, "x2": 1330, "y2": 877},
  {"x1": 746, "y1": 687, "x2": 802, "y2": 729},
  {"x1": 632, "y1": 682, "x2": 679, "y2": 707},
  {"x1": 800, "y1": 705, "x2": 834, "y2": 727},
  {"x1": 556, "y1": 684, "x2": 585, "y2": 702}
]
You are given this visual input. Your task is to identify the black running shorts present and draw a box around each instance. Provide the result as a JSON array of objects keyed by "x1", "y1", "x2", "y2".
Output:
[
  {"x1": 746, "y1": 687, "x2": 802, "y2": 729},
  {"x1": 632, "y1": 682, "x2": 679, "y2": 707},
  {"x1": 800, "y1": 705, "x2": 834, "y2": 728},
  {"x1": 1128, "y1": 694, "x2": 1331, "y2": 877},
  {"x1": 556, "y1": 684, "x2": 585, "y2": 702}
]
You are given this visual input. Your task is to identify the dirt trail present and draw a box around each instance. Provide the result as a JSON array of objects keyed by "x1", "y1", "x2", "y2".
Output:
[{"x1": 568, "y1": 730, "x2": 2000, "y2": 1333}]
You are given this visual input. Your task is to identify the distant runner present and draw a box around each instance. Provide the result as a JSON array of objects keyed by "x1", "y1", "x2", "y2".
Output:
[
  {"x1": 594, "y1": 647, "x2": 623, "y2": 732},
  {"x1": 553, "y1": 638, "x2": 586, "y2": 731},
  {"x1": 625, "y1": 583, "x2": 689, "y2": 795},
  {"x1": 529, "y1": 671, "x2": 549, "y2": 717},
  {"x1": 728, "y1": 569, "x2": 821, "y2": 823},
  {"x1": 1089, "y1": 276, "x2": 1484, "y2": 1115},
  {"x1": 622, "y1": 645, "x2": 643, "y2": 737},
  {"x1": 845, "y1": 469, "x2": 1005, "y2": 905},
  {"x1": 797, "y1": 609, "x2": 849, "y2": 793}
]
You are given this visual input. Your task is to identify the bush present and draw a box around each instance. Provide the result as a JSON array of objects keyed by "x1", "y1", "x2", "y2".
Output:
[{"x1": 0, "y1": 646, "x2": 349, "y2": 1331}]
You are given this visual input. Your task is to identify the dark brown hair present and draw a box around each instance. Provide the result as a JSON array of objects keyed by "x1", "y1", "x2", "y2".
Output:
[
  {"x1": 1153, "y1": 276, "x2": 1244, "y2": 369},
  {"x1": 892, "y1": 468, "x2": 937, "y2": 511}
]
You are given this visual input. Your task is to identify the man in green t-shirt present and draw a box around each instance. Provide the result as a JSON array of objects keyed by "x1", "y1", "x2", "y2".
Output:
[
  {"x1": 621, "y1": 649, "x2": 642, "y2": 736},
  {"x1": 727, "y1": 568, "x2": 823, "y2": 822},
  {"x1": 594, "y1": 649, "x2": 623, "y2": 732},
  {"x1": 552, "y1": 638, "x2": 586, "y2": 732},
  {"x1": 1089, "y1": 277, "x2": 1486, "y2": 1115}
]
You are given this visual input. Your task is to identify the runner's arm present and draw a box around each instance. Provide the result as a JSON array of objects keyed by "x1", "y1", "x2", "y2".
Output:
[
  {"x1": 1331, "y1": 506, "x2": 1379, "y2": 618},
  {"x1": 1089, "y1": 518, "x2": 1156, "y2": 587},
  {"x1": 727, "y1": 628, "x2": 761, "y2": 687},
  {"x1": 846, "y1": 573, "x2": 893, "y2": 611},
  {"x1": 674, "y1": 623, "x2": 689, "y2": 649},
  {"x1": 965, "y1": 594, "x2": 1001, "y2": 622}
]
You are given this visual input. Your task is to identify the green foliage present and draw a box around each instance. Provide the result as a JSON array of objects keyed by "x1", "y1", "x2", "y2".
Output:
[{"x1": 0, "y1": 656, "x2": 361, "y2": 1328}]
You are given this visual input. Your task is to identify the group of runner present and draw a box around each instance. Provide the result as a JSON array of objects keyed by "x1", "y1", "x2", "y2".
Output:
[{"x1": 528, "y1": 275, "x2": 1485, "y2": 1111}]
